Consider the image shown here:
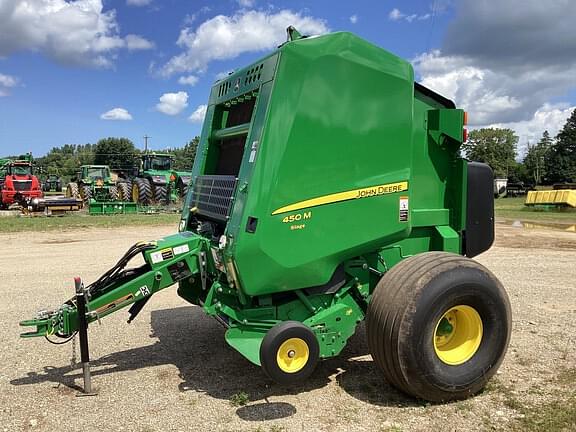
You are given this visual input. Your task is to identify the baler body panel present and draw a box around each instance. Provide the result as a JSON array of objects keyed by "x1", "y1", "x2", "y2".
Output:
[
  {"x1": 234, "y1": 33, "x2": 416, "y2": 296},
  {"x1": 184, "y1": 31, "x2": 466, "y2": 297}
]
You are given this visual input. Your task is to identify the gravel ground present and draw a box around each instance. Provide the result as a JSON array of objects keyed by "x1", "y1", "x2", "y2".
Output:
[{"x1": 0, "y1": 222, "x2": 575, "y2": 432}]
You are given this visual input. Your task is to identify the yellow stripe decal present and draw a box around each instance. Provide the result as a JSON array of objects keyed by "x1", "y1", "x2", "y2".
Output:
[{"x1": 272, "y1": 181, "x2": 408, "y2": 215}]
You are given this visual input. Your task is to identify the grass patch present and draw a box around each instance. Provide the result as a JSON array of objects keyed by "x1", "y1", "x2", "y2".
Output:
[
  {"x1": 229, "y1": 391, "x2": 249, "y2": 407},
  {"x1": 494, "y1": 197, "x2": 576, "y2": 223},
  {"x1": 0, "y1": 213, "x2": 180, "y2": 233},
  {"x1": 485, "y1": 374, "x2": 576, "y2": 431},
  {"x1": 517, "y1": 397, "x2": 576, "y2": 431},
  {"x1": 556, "y1": 368, "x2": 576, "y2": 385}
]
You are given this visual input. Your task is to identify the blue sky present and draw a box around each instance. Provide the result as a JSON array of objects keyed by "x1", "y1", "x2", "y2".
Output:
[{"x1": 0, "y1": 0, "x2": 574, "y2": 157}]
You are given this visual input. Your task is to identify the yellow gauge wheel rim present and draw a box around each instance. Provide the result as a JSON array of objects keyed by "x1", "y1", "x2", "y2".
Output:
[
  {"x1": 276, "y1": 338, "x2": 309, "y2": 373},
  {"x1": 434, "y1": 305, "x2": 483, "y2": 365}
]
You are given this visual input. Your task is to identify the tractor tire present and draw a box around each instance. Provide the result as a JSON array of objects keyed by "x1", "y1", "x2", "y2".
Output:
[
  {"x1": 117, "y1": 182, "x2": 131, "y2": 202},
  {"x1": 108, "y1": 186, "x2": 119, "y2": 201},
  {"x1": 66, "y1": 182, "x2": 79, "y2": 198},
  {"x1": 260, "y1": 321, "x2": 320, "y2": 385},
  {"x1": 80, "y1": 185, "x2": 92, "y2": 205},
  {"x1": 178, "y1": 181, "x2": 188, "y2": 200},
  {"x1": 132, "y1": 178, "x2": 153, "y2": 205},
  {"x1": 154, "y1": 185, "x2": 168, "y2": 204},
  {"x1": 366, "y1": 252, "x2": 511, "y2": 402}
]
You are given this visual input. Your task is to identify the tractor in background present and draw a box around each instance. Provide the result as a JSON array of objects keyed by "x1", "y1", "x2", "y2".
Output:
[
  {"x1": 0, "y1": 154, "x2": 43, "y2": 208},
  {"x1": 66, "y1": 165, "x2": 118, "y2": 205},
  {"x1": 118, "y1": 152, "x2": 191, "y2": 205},
  {"x1": 42, "y1": 174, "x2": 62, "y2": 192}
]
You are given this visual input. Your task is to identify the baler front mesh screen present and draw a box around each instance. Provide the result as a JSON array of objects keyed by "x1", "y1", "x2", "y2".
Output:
[{"x1": 190, "y1": 175, "x2": 237, "y2": 222}]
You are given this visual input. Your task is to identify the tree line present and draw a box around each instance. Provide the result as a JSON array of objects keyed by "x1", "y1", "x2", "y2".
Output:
[
  {"x1": 462, "y1": 109, "x2": 576, "y2": 184},
  {"x1": 34, "y1": 136, "x2": 199, "y2": 180}
]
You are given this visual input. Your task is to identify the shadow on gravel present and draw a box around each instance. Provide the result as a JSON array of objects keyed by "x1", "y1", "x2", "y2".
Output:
[{"x1": 11, "y1": 306, "x2": 419, "y2": 417}]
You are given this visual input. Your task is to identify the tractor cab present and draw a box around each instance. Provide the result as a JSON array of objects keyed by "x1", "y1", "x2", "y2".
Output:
[
  {"x1": 7, "y1": 162, "x2": 33, "y2": 176},
  {"x1": 83, "y1": 165, "x2": 111, "y2": 183},
  {"x1": 141, "y1": 154, "x2": 174, "y2": 172}
]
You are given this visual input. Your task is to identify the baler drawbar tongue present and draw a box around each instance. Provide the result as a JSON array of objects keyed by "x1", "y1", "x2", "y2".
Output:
[{"x1": 20, "y1": 315, "x2": 55, "y2": 338}]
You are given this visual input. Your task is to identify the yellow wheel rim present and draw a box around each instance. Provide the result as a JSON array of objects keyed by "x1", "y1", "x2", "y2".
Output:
[
  {"x1": 276, "y1": 338, "x2": 309, "y2": 373},
  {"x1": 434, "y1": 305, "x2": 483, "y2": 365},
  {"x1": 132, "y1": 184, "x2": 138, "y2": 202}
]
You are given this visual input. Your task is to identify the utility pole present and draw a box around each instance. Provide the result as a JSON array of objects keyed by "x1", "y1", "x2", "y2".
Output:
[{"x1": 144, "y1": 135, "x2": 150, "y2": 153}]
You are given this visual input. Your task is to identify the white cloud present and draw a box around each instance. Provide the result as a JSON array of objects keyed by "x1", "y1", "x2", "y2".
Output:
[
  {"x1": 100, "y1": 107, "x2": 133, "y2": 120},
  {"x1": 0, "y1": 73, "x2": 18, "y2": 88},
  {"x1": 178, "y1": 75, "x2": 199, "y2": 86},
  {"x1": 414, "y1": 50, "x2": 576, "y2": 126},
  {"x1": 412, "y1": 0, "x2": 576, "y2": 159},
  {"x1": 0, "y1": 0, "x2": 153, "y2": 67},
  {"x1": 237, "y1": 0, "x2": 255, "y2": 6},
  {"x1": 160, "y1": 9, "x2": 328, "y2": 76},
  {"x1": 126, "y1": 0, "x2": 152, "y2": 6},
  {"x1": 0, "y1": 72, "x2": 18, "y2": 97},
  {"x1": 125, "y1": 34, "x2": 154, "y2": 50},
  {"x1": 389, "y1": 8, "x2": 402, "y2": 20},
  {"x1": 485, "y1": 104, "x2": 575, "y2": 156},
  {"x1": 215, "y1": 70, "x2": 234, "y2": 80},
  {"x1": 189, "y1": 104, "x2": 207, "y2": 123},
  {"x1": 388, "y1": 8, "x2": 429, "y2": 23},
  {"x1": 156, "y1": 91, "x2": 188, "y2": 115},
  {"x1": 349, "y1": 14, "x2": 358, "y2": 24}
]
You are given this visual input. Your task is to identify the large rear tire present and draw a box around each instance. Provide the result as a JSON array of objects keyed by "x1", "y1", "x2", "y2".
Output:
[
  {"x1": 153, "y1": 185, "x2": 168, "y2": 205},
  {"x1": 366, "y1": 252, "x2": 511, "y2": 402},
  {"x1": 117, "y1": 182, "x2": 131, "y2": 202},
  {"x1": 132, "y1": 178, "x2": 152, "y2": 205},
  {"x1": 66, "y1": 182, "x2": 79, "y2": 198},
  {"x1": 80, "y1": 185, "x2": 92, "y2": 205},
  {"x1": 178, "y1": 180, "x2": 188, "y2": 200},
  {"x1": 108, "y1": 186, "x2": 119, "y2": 201}
]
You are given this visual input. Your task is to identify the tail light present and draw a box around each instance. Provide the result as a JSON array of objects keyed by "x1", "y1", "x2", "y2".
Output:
[{"x1": 463, "y1": 112, "x2": 468, "y2": 142}]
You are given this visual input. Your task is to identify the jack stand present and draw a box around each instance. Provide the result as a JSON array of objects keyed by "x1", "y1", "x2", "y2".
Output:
[{"x1": 74, "y1": 277, "x2": 98, "y2": 397}]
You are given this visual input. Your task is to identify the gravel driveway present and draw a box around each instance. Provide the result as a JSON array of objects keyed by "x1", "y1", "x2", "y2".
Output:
[{"x1": 0, "y1": 222, "x2": 574, "y2": 432}]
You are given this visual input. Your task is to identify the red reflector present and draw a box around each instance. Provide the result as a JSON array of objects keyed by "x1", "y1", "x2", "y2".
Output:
[{"x1": 463, "y1": 128, "x2": 468, "y2": 142}]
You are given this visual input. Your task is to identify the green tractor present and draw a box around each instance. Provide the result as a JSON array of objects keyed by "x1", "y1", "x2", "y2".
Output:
[
  {"x1": 42, "y1": 174, "x2": 62, "y2": 192},
  {"x1": 66, "y1": 165, "x2": 118, "y2": 205},
  {"x1": 21, "y1": 28, "x2": 511, "y2": 402},
  {"x1": 120, "y1": 153, "x2": 191, "y2": 205}
]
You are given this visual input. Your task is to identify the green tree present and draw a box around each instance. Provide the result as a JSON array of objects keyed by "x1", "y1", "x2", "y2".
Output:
[
  {"x1": 507, "y1": 161, "x2": 530, "y2": 183},
  {"x1": 172, "y1": 136, "x2": 199, "y2": 171},
  {"x1": 35, "y1": 143, "x2": 95, "y2": 181},
  {"x1": 461, "y1": 128, "x2": 518, "y2": 177},
  {"x1": 93, "y1": 137, "x2": 137, "y2": 171},
  {"x1": 544, "y1": 109, "x2": 576, "y2": 183},
  {"x1": 523, "y1": 131, "x2": 553, "y2": 185}
]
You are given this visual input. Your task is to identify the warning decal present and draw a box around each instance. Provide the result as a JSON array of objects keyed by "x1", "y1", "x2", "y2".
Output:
[{"x1": 399, "y1": 196, "x2": 409, "y2": 222}]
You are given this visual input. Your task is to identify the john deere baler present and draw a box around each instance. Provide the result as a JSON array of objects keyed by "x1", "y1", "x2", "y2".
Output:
[{"x1": 21, "y1": 28, "x2": 511, "y2": 402}]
